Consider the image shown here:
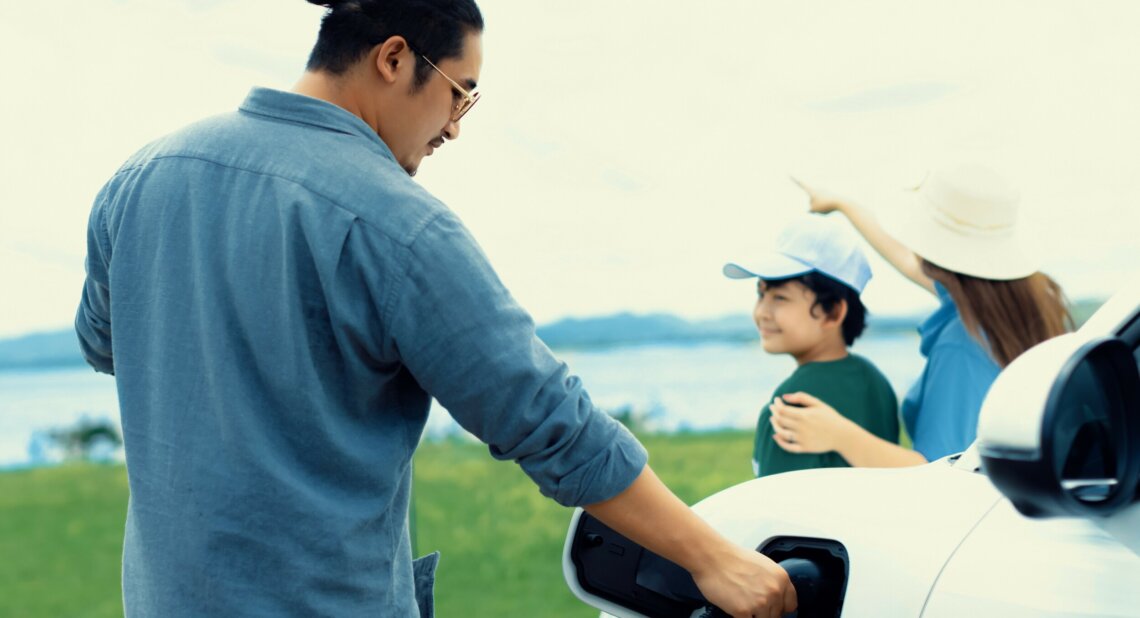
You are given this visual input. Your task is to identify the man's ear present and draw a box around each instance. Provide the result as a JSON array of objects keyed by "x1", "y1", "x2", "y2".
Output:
[{"x1": 374, "y1": 35, "x2": 411, "y2": 84}]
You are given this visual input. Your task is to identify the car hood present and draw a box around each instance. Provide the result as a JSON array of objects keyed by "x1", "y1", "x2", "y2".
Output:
[{"x1": 688, "y1": 459, "x2": 1002, "y2": 616}]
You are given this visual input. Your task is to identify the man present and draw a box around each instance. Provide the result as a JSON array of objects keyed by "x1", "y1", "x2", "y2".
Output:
[{"x1": 75, "y1": 1, "x2": 795, "y2": 616}]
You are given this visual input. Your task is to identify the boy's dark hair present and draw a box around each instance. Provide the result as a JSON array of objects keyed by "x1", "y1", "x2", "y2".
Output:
[
  {"x1": 763, "y1": 272, "x2": 868, "y2": 346},
  {"x1": 305, "y1": 0, "x2": 484, "y2": 89}
]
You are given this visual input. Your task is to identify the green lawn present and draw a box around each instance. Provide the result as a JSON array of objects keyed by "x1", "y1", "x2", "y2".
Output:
[
  {"x1": 0, "y1": 464, "x2": 129, "y2": 618},
  {"x1": 0, "y1": 431, "x2": 754, "y2": 618}
]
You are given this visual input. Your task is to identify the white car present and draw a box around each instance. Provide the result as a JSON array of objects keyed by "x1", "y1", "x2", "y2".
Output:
[{"x1": 563, "y1": 285, "x2": 1140, "y2": 617}]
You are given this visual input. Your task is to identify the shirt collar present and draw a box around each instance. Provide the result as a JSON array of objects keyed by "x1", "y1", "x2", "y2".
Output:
[
  {"x1": 917, "y1": 281, "x2": 958, "y2": 354},
  {"x1": 238, "y1": 87, "x2": 397, "y2": 164}
]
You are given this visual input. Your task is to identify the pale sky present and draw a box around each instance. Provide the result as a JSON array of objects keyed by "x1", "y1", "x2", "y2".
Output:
[{"x1": 2, "y1": 0, "x2": 1138, "y2": 339}]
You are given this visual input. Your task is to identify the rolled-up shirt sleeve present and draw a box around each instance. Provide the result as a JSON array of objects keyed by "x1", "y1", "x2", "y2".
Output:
[
  {"x1": 384, "y1": 212, "x2": 647, "y2": 507},
  {"x1": 75, "y1": 193, "x2": 115, "y2": 375}
]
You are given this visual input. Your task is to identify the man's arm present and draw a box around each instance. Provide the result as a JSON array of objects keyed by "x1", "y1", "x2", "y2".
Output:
[
  {"x1": 75, "y1": 196, "x2": 115, "y2": 375},
  {"x1": 381, "y1": 212, "x2": 794, "y2": 616},
  {"x1": 585, "y1": 466, "x2": 796, "y2": 618}
]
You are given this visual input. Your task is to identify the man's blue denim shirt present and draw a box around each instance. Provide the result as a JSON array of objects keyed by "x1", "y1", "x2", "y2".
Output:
[{"x1": 76, "y1": 87, "x2": 647, "y2": 617}]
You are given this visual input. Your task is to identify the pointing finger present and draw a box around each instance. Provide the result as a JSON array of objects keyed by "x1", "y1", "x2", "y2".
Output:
[{"x1": 789, "y1": 175, "x2": 810, "y2": 193}]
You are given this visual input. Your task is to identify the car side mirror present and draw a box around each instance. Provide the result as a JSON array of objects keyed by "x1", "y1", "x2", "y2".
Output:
[{"x1": 977, "y1": 334, "x2": 1140, "y2": 519}]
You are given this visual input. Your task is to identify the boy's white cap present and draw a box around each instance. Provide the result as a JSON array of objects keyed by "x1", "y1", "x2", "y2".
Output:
[{"x1": 723, "y1": 215, "x2": 872, "y2": 293}]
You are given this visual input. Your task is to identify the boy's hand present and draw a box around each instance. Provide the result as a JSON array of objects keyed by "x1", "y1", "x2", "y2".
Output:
[
  {"x1": 769, "y1": 392, "x2": 853, "y2": 454},
  {"x1": 789, "y1": 176, "x2": 847, "y2": 215}
]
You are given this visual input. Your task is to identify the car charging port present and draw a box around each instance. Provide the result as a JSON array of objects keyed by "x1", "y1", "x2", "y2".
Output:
[
  {"x1": 569, "y1": 513, "x2": 848, "y2": 617},
  {"x1": 756, "y1": 536, "x2": 849, "y2": 617}
]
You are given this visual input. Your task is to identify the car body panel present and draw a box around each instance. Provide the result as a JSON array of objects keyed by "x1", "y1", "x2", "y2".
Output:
[{"x1": 922, "y1": 499, "x2": 1140, "y2": 616}]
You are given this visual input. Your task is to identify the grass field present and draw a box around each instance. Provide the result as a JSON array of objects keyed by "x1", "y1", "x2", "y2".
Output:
[
  {"x1": 0, "y1": 464, "x2": 129, "y2": 618},
  {"x1": 0, "y1": 430, "x2": 755, "y2": 618}
]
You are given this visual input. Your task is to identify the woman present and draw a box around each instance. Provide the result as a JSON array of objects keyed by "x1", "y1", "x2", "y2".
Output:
[{"x1": 770, "y1": 164, "x2": 1071, "y2": 466}]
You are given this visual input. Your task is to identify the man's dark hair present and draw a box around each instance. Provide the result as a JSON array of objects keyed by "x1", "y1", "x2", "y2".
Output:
[
  {"x1": 763, "y1": 272, "x2": 868, "y2": 346},
  {"x1": 305, "y1": 0, "x2": 484, "y2": 88}
]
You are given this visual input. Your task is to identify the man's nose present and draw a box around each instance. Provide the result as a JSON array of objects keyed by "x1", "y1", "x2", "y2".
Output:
[{"x1": 443, "y1": 118, "x2": 460, "y2": 140}]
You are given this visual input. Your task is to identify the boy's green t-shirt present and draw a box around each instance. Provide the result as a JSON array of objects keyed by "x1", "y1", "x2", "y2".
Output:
[{"x1": 754, "y1": 354, "x2": 899, "y2": 477}]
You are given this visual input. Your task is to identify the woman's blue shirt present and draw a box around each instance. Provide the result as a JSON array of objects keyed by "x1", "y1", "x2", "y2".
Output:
[{"x1": 901, "y1": 283, "x2": 1001, "y2": 461}]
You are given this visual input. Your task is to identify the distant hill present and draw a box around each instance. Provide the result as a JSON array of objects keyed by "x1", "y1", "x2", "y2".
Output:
[
  {"x1": 0, "y1": 330, "x2": 87, "y2": 371},
  {"x1": 1070, "y1": 297, "x2": 1106, "y2": 327},
  {"x1": 0, "y1": 297, "x2": 1106, "y2": 369},
  {"x1": 535, "y1": 310, "x2": 925, "y2": 350},
  {"x1": 536, "y1": 312, "x2": 746, "y2": 349}
]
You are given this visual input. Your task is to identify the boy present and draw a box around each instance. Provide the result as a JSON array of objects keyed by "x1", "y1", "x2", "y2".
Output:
[{"x1": 724, "y1": 216, "x2": 899, "y2": 477}]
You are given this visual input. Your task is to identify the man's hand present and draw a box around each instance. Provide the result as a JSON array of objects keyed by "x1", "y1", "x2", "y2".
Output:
[
  {"x1": 584, "y1": 467, "x2": 796, "y2": 617},
  {"x1": 690, "y1": 543, "x2": 797, "y2": 618},
  {"x1": 769, "y1": 392, "x2": 853, "y2": 454}
]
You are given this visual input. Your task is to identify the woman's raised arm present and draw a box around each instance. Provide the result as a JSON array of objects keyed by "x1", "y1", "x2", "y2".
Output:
[{"x1": 790, "y1": 177, "x2": 936, "y2": 296}]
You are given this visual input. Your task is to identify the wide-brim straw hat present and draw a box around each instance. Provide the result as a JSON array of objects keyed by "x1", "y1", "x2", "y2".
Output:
[{"x1": 886, "y1": 163, "x2": 1039, "y2": 280}]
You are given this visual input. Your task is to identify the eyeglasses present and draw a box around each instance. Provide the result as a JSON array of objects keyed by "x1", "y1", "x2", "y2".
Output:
[{"x1": 419, "y1": 54, "x2": 480, "y2": 122}]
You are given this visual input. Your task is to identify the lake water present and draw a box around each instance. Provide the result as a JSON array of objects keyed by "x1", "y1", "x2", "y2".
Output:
[{"x1": 0, "y1": 334, "x2": 924, "y2": 468}]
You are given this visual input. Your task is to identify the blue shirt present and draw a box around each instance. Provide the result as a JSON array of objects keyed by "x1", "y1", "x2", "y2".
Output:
[
  {"x1": 75, "y1": 87, "x2": 647, "y2": 617},
  {"x1": 901, "y1": 284, "x2": 1000, "y2": 461}
]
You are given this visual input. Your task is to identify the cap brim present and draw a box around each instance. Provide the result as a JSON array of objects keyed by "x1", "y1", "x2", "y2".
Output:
[{"x1": 723, "y1": 254, "x2": 815, "y2": 280}]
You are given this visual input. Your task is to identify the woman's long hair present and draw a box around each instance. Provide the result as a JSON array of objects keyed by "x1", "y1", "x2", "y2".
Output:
[{"x1": 922, "y1": 260, "x2": 1073, "y2": 368}]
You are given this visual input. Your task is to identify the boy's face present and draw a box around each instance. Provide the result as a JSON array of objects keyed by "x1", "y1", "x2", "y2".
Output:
[{"x1": 752, "y1": 279, "x2": 839, "y2": 362}]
